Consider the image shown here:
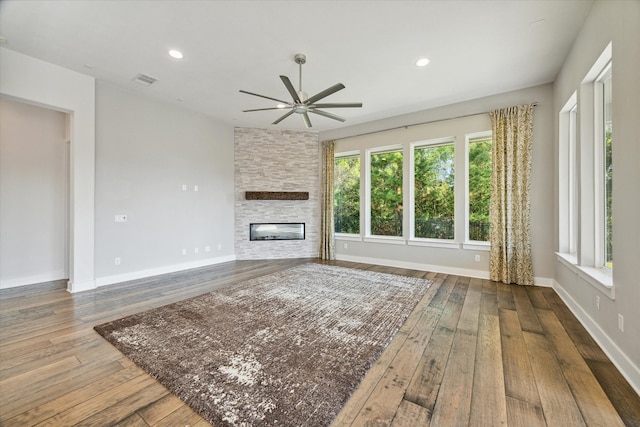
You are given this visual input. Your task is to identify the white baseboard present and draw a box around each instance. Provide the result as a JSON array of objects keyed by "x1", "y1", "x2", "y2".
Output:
[
  {"x1": 0, "y1": 270, "x2": 67, "y2": 290},
  {"x1": 335, "y1": 254, "x2": 552, "y2": 287},
  {"x1": 533, "y1": 277, "x2": 554, "y2": 287},
  {"x1": 94, "y1": 255, "x2": 237, "y2": 288},
  {"x1": 553, "y1": 280, "x2": 640, "y2": 396},
  {"x1": 67, "y1": 279, "x2": 97, "y2": 293}
]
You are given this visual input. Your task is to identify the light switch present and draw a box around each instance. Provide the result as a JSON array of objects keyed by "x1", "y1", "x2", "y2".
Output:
[{"x1": 115, "y1": 214, "x2": 127, "y2": 223}]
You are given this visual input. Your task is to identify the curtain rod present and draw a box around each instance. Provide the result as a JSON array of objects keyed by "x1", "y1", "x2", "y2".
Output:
[{"x1": 325, "y1": 102, "x2": 538, "y2": 142}]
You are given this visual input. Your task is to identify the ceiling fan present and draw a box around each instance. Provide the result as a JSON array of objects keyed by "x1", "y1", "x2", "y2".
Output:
[{"x1": 239, "y1": 53, "x2": 362, "y2": 128}]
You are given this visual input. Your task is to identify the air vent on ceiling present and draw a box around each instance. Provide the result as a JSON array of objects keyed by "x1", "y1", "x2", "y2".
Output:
[{"x1": 132, "y1": 73, "x2": 158, "y2": 86}]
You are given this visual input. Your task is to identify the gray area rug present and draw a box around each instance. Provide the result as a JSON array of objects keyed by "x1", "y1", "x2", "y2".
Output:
[{"x1": 94, "y1": 263, "x2": 432, "y2": 426}]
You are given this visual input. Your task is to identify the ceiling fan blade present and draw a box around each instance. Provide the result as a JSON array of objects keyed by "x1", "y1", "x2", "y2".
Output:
[
  {"x1": 239, "y1": 89, "x2": 290, "y2": 105},
  {"x1": 280, "y1": 75, "x2": 301, "y2": 103},
  {"x1": 309, "y1": 109, "x2": 346, "y2": 122},
  {"x1": 243, "y1": 107, "x2": 288, "y2": 112},
  {"x1": 311, "y1": 102, "x2": 363, "y2": 109},
  {"x1": 302, "y1": 112, "x2": 312, "y2": 128},
  {"x1": 305, "y1": 83, "x2": 345, "y2": 105},
  {"x1": 272, "y1": 110, "x2": 295, "y2": 125}
]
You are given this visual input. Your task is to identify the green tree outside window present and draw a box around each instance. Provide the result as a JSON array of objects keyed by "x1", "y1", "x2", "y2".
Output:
[
  {"x1": 334, "y1": 156, "x2": 360, "y2": 234},
  {"x1": 414, "y1": 144, "x2": 455, "y2": 239},
  {"x1": 468, "y1": 138, "x2": 492, "y2": 241},
  {"x1": 370, "y1": 150, "x2": 403, "y2": 236}
]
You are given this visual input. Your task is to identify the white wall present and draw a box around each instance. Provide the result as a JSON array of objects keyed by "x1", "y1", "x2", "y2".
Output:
[
  {"x1": 0, "y1": 97, "x2": 69, "y2": 288},
  {"x1": 0, "y1": 47, "x2": 96, "y2": 292},
  {"x1": 94, "y1": 81, "x2": 235, "y2": 285},
  {"x1": 552, "y1": 0, "x2": 640, "y2": 393},
  {"x1": 321, "y1": 84, "x2": 554, "y2": 283}
]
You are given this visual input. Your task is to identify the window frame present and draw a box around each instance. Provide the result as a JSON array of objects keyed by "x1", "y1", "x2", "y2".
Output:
[
  {"x1": 365, "y1": 144, "x2": 405, "y2": 241},
  {"x1": 569, "y1": 104, "x2": 579, "y2": 256},
  {"x1": 409, "y1": 137, "x2": 456, "y2": 244},
  {"x1": 558, "y1": 92, "x2": 578, "y2": 260},
  {"x1": 464, "y1": 130, "x2": 493, "y2": 250},
  {"x1": 333, "y1": 150, "x2": 362, "y2": 237},
  {"x1": 594, "y1": 63, "x2": 612, "y2": 270}
]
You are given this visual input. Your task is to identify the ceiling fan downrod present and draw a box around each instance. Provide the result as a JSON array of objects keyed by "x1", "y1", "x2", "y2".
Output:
[{"x1": 295, "y1": 53, "x2": 306, "y2": 100}]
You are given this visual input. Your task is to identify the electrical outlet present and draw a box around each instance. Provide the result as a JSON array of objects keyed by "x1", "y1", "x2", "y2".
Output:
[
  {"x1": 217, "y1": 244, "x2": 222, "y2": 251},
  {"x1": 194, "y1": 247, "x2": 199, "y2": 254},
  {"x1": 474, "y1": 255, "x2": 481, "y2": 262},
  {"x1": 114, "y1": 257, "x2": 121, "y2": 265},
  {"x1": 182, "y1": 248, "x2": 187, "y2": 256},
  {"x1": 194, "y1": 185, "x2": 199, "y2": 192},
  {"x1": 114, "y1": 214, "x2": 127, "y2": 223},
  {"x1": 205, "y1": 246, "x2": 211, "y2": 253},
  {"x1": 618, "y1": 314, "x2": 624, "y2": 332},
  {"x1": 343, "y1": 243, "x2": 348, "y2": 249},
  {"x1": 182, "y1": 184, "x2": 187, "y2": 191}
]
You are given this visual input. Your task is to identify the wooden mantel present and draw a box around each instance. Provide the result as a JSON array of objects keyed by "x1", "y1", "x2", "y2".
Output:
[{"x1": 245, "y1": 191, "x2": 309, "y2": 201}]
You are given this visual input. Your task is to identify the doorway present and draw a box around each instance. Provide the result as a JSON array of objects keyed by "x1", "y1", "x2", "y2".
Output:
[{"x1": 0, "y1": 96, "x2": 70, "y2": 288}]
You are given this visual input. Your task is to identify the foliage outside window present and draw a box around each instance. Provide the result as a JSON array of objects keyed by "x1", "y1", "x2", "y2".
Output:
[
  {"x1": 468, "y1": 137, "x2": 492, "y2": 241},
  {"x1": 370, "y1": 150, "x2": 403, "y2": 236},
  {"x1": 414, "y1": 143, "x2": 455, "y2": 239},
  {"x1": 602, "y1": 70, "x2": 613, "y2": 268},
  {"x1": 334, "y1": 155, "x2": 360, "y2": 234}
]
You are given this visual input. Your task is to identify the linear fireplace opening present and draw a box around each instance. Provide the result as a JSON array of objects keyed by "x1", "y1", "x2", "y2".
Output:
[{"x1": 250, "y1": 223, "x2": 305, "y2": 241}]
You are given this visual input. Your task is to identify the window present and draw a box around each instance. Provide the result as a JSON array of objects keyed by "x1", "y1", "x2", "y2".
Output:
[
  {"x1": 599, "y1": 65, "x2": 613, "y2": 268},
  {"x1": 569, "y1": 104, "x2": 578, "y2": 254},
  {"x1": 412, "y1": 141, "x2": 455, "y2": 239},
  {"x1": 369, "y1": 148, "x2": 403, "y2": 237},
  {"x1": 558, "y1": 43, "x2": 613, "y2": 292},
  {"x1": 559, "y1": 93, "x2": 578, "y2": 256},
  {"x1": 334, "y1": 154, "x2": 360, "y2": 234},
  {"x1": 580, "y1": 47, "x2": 613, "y2": 280},
  {"x1": 467, "y1": 134, "x2": 492, "y2": 242}
]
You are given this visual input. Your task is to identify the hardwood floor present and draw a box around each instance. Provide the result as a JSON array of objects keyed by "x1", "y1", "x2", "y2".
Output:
[{"x1": 1, "y1": 259, "x2": 638, "y2": 426}]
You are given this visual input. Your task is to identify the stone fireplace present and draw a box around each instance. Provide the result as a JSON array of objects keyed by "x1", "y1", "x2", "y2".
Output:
[{"x1": 234, "y1": 127, "x2": 319, "y2": 259}]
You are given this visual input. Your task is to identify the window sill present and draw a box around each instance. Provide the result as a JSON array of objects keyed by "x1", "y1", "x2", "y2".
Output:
[
  {"x1": 336, "y1": 236, "x2": 492, "y2": 251},
  {"x1": 556, "y1": 252, "x2": 614, "y2": 299}
]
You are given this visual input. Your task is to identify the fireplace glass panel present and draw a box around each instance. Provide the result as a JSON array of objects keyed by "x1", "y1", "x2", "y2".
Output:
[{"x1": 250, "y1": 223, "x2": 305, "y2": 241}]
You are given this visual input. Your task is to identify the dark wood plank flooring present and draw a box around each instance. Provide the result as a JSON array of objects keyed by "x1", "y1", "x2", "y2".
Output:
[{"x1": 1, "y1": 259, "x2": 638, "y2": 426}]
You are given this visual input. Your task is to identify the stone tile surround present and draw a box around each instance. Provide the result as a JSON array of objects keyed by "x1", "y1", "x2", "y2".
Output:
[{"x1": 234, "y1": 127, "x2": 320, "y2": 259}]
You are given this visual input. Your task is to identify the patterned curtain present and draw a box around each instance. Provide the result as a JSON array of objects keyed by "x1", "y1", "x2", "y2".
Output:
[
  {"x1": 320, "y1": 140, "x2": 335, "y2": 260},
  {"x1": 489, "y1": 104, "x2": 534, "y2": 285}
]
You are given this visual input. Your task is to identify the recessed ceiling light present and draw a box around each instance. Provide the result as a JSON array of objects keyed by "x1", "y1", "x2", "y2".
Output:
[
  {"x1": 169, "y1": 49, "x2": 184, "y2": 59},
  {"x1": 416, "y1": 58, "x2": 430, "y2": 67}
]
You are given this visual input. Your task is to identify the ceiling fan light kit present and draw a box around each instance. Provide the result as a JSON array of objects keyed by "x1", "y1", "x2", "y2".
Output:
[{"x1": 239, "y1": 53, "x2": 362, "y2": 128}]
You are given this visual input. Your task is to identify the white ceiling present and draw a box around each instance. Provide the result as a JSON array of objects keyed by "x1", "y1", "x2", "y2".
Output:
[{"x1": 0, "y1": 0, "x2": 594, "y2": 132}]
